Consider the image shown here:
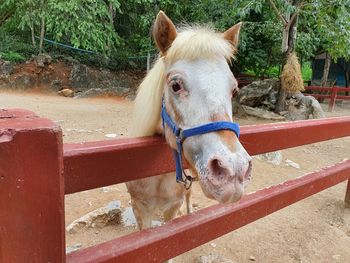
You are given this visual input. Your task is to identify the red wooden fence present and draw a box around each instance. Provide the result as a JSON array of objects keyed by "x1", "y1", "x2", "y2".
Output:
[
  {"x1": 304, "y1": 86, "x2": 350, "y2": 112},
  {"x1": 1, "y1": 109, "x2": 350, "y2": 262}
]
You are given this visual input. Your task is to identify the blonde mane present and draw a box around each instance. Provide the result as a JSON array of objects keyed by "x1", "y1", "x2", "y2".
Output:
[{"x1": 130, "y1": 26, "x2": 235, "y2": 137}]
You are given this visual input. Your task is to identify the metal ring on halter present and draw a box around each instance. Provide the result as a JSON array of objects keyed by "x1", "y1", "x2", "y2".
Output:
[{"x1": 177, "y1": 171, "x2": 193, "y2": 190}]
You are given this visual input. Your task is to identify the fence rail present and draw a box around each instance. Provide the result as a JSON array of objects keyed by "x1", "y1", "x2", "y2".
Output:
[
  {"x1": 67, "y1": 160, "x2": 350, "y2": 263},
  {"x1": 304, "y1": 86, "x2": 350, "y2": 112},
  {"x1": 64, "y1": 117, "x2": 350, "y2": 194},
  {"x1": 1, "y1": 109, "x2": 350, "y2": 263}
]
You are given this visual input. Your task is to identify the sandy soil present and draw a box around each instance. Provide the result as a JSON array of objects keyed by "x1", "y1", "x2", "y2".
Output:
[{"x1": 1, "y1": 91, "x2": 350, "y2": 263}]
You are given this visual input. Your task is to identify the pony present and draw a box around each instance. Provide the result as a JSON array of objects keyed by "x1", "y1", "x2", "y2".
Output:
[{"x1": 126, "y1": 11, "x2": 252, "y2": 231}]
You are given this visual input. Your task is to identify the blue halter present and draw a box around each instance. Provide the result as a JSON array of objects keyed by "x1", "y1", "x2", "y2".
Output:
[{"x1": 161, "y1": 98, "x2": 240, "y2": 189}]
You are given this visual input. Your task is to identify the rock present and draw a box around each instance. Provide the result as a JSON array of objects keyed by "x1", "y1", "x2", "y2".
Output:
[
  {"x1": 50, "y1": 80, "x2": 62, "y2": 91},
  {"x1": 54, "y1": 120, "x2": 64, "y2": 124},
  {"x1": 238, "y1": 79, "x2": 280, "y2": 108},
  {"x1": 151, "y1": 220, "x2": 163, "y2": 227},
  {"x1": 256, "y1": 151, "x2": 283, "y2": 165},
  {"x1": 121, "y1": 207, "x2": 137, "y2": 227},
  {"x1": 66, "y1": 243, "x2": 82, "y2": 254},
  {"x1": 0, "y1": 61, "x2": 14, "y2": 77},
  {"x1": 210, "y1": 243, "x2": 217, "y2": 248},
  {"x1": 101, "y1": 187, "x2": 110, "y2": 193},
  {"x1": 61, "y1": 55, "x2": 80, "y2": 64},
  {"x1": 115, "y1": 86, "x2": 131, "y2": 96},
  {"x1": 65, "y1": 128, "x2": 92, "y2": 133},
  {"x1": 35, "y1": 53, "x2": 52, "y2": 68},
  {"x1": 40, "y1": 73, "x2": 53, "y2": 84},
  {"x1": 68, "y1": 62, "x2": 136, "y2": 95},
  {"x1": 66, "y1": 201, "x2": 121, "y2": 233},
  {"x1": 249, "y1": 256, "x2": 256, "y2": 261},
  {"x1": 105, "y1": 133, "x2": 117, "y2": 138},
  {"x1": 196, "y1": 253, "x2": 235, "y2": 263},
  {"x1": 58, "y1": 88, "x2": 74, "y2": 97},
  {"x1": 283, "y1": 92, "x2": 325, "y2": 120},
  {"x1": 241, "y1": 105, "x2": 285, "y2": 120},
  {"x1": 74, "y1": 87, "x2": 130, "y2": 98},
  {"x1": 332, "y1": 254, "x2": 341, "y2": 260},
  {"x1": 14, "y1": 75, "x2": 35, "y2": 89},
  {"x1": 69, "y1": 63, "x2": 90, "y2": 90},
  {"x1": 267, "y1": 90, "x2": 278, "y2": 106},
  {"x1": 285, "y1": 159, "x2": 300, "y2": 169}
]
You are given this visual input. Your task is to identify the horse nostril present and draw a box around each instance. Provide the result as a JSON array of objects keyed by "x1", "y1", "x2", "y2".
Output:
[
  {"x1": 209, "y1": 158, "x2": 227, "y2": 177},
  {"x1": 247, "y1": 159, "x2": 253, "y2": 176},
  {"x1": 241, "y1": 159, "x2": 253, "y2": 183}
]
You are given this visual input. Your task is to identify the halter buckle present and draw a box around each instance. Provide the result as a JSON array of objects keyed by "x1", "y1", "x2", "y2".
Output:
[{"x1": 175, "y1": 129, "x2": 183, "y2": 143}]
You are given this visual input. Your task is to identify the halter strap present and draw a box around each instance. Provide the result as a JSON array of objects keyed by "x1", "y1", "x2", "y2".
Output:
[{"x1": 161, "y1": 98, "x2": 240, "y2": 188}]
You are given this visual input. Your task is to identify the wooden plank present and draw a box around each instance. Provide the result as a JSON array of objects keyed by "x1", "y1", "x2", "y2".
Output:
[
  {"x1": 304, "y1": 86, "x2": 349, "y2": 93},
  {"x1": 66, "y1": 160, "x2": 350, "y2": 263},
  {"x1": 333, "y1": 87, "x2": 350, "y2": 92},
  {"x1": 0, "y1": 110, "x2": 65, "y2": 262},
  {"x1": 305, "y1": 86, "x2": 333, "y2": 91},
  {"x1": 64, "y1": 117, "x2": 350, "y2": 194},
  {"x1": 0, "y1": 108, "x2": 37, "y2": 118},
  {"x1": 328, "y1": 86, "x2": 338, "y2": 112},
  {"x1": 345, "y1": 180, "x2": 350, "y2": 208},
  {"x1": 336, "y1": 96, "x2": 350, "y2": 100},
  {"x1": 64, "y1": 137, "x2": 174, "y2": 194}
]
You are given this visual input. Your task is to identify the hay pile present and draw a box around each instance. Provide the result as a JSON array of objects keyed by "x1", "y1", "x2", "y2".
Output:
[{"x1": 281, "y1": 52, "x2": 305, "y2": 93}]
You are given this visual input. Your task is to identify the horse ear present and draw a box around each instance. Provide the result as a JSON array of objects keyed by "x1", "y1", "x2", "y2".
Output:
[
  {"x1": 153, "y1": 11, "x2": 177, "y2": 55},
  {"x1": 223, "y1": 22, "x2": 242, "y2": 47}
]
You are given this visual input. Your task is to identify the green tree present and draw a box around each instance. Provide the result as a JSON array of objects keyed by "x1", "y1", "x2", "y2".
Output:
[
  {"x1": 47, "y1": 0, "x2": 121, "y2": 54},
  {"x1": 1, "y1": 0, "x2": 46, "y2": 49},
  {"x1": 1, "y1": 0, "x2": 121, "y2": 54},
  {"x1": 235, "y1": 0, "x2": 350, "y2": 108},
  {"x1": 314, "y1": 0, "x2": 350, "y2": 87}
]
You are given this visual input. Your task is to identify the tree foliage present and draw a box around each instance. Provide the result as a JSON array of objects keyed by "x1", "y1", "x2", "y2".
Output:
[
  {"x1": 0, "y1": 0, "x2": 349, "y2": 73},
  {"x1": 1, "y1": 0, "x2": 121, "y2": 53},
  {"x1": 313, "y1": 0, "x2": 350, "y2": 60},
  {"x1": 47, "y1": 0, "x2": 121, "y2": 53}
]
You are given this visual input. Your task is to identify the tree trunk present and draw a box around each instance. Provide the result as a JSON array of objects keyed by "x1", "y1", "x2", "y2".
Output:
[
  {"x1": 106, "y1": 2, "x2": 115, "y2": 52},
  {"x1": 281, "y1": 23, "x2": 290, "y2": 54},
  {"x1": 39, "y1": 16, "x2": 45, "y2": 54},
  {"x1": 0, "y1": 11, "x2": 15, "y2": 27},
  {"x1": 321, "y1": 53, "x2": 331, "y2": 87},
  {"x1": 109, "y1": 2, "x2": 115, "y2": 26},
  {"x1": 30, "y1": 21, "x2": 36, "y2": 47},
  {"x1": 275, "y1": 22, "x2": 290, "y2": 113},
  {"x1": 275, "y1": 1, "x2": 299, "y2": 113}
]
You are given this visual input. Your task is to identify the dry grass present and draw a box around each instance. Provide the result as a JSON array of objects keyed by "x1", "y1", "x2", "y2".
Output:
[{"x1": 281, "y1": 52, "x2": 305, "y2": 93}]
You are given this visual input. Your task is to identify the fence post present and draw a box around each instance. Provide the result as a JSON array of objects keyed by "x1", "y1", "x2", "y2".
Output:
[
  {"x1": 345, "y1": 180, "x2": 350, "y2": 208},
  {"x1": 147, "y1": 52, "x2": 151, "y2": 72},
  {"x1": 328, "y1": 86, "x2": 338, "y2": 112},
  {"x1": 0, "y1": 109, "x2": 65, "y2": 262}
]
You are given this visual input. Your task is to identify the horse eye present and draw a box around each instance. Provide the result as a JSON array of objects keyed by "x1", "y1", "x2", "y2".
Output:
[{"x1": 172, "y1": 82, "x2": 182, "y2": 93}]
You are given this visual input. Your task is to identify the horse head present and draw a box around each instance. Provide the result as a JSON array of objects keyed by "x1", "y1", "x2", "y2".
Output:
[{"x1": 133, "y1": 11, "x2": 252, "y2": 204}]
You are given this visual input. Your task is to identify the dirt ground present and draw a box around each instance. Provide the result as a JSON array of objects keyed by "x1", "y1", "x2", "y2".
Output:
[{"x1": 1, "y1": 91, "x2": 350, "y2": 263}]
